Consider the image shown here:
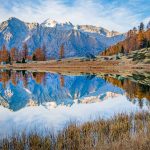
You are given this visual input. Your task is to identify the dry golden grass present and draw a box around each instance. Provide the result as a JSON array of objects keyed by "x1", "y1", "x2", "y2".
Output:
[
  {"x1": 0, "y1": 48, "x2": 150, "y2": 77},
  {"x1": 0, "y1": 57, "x2": 149, "y2": 76},
  {"x1": 1, "y1": 112, "x2": 150, "y2": 150}
]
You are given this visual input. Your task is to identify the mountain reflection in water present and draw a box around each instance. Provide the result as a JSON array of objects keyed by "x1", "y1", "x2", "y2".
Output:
[{"x1": 0, "y1": 70, "x2": 149, "y2": 111}]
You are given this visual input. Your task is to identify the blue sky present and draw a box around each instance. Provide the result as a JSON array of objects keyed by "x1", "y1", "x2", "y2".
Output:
[{"x1": 0, "y1": 0, "x2": 149, "y2": 32}]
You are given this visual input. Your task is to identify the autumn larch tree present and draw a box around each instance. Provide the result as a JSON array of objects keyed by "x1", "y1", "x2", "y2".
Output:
[
  {"x1": 22, "y1": 43, "x2": 28, "y2": 62},
  {"x1": 120, "y1": 46, "x2": 125, "y2": 54},
  {"x1": 1, "y1": 45, "x2": 9, "y2": 63},
  {"x1": 33, "y1": 48, "x2": 45, "y2": 61},
  {"x1": 139, "y1": 22, "x2": 144, "y2": 31},
  {"x1": 10, "y1": 47, "x2": 17, "y2": 61},
  {"x1": 137, "y1": 31, "x2": 146, "y2": 49},
  {"x1": 59, "y1": 44, "x2": 64, "y2": 59}
]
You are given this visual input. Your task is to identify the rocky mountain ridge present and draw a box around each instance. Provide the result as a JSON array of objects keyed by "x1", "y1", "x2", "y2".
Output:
[{"x1": 0, "y1": 17, "x2": 125, "y2": 58}]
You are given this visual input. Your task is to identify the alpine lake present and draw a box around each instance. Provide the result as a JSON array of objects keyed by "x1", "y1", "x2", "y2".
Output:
[{"x1": 0, "y1": 69, "x2": 149, "y2": 137}]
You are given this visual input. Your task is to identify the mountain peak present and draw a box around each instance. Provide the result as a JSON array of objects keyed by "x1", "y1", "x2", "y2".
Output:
[
  {"x1": 41, "y1": 19, "x2": 73, "y2": 29},
  {"x1": 8, "y1": 17, "x2": 19, "y2": 21},
  {"x1": 7, "y1": 17, "x2": 24, "y2": 24},
  {"x1": 0, "y1": 17, "x2": 26, "y2": 32},
  {"x1": 42, "y1": 19, "x2": 58, "y2": 27}
]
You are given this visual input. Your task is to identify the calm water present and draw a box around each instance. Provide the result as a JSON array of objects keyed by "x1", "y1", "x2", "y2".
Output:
[{"x1": 0, "y1": 70, "x2": 150, "y2": 137}]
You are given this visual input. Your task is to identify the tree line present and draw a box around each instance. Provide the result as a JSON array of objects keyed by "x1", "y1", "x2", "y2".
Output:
[
  {"x1": 0, "y1": 43, "x2": 65, "y2": 64},
  {"x1": 101, "y1": 21, "x2": 150, "y2": 56}
]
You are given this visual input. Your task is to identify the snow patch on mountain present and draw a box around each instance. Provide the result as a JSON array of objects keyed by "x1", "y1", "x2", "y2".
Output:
[
  {"x1": 76, "y1": 25, "x2": 120, "y2": 37},
  {"x1": 41, "y1": 19, "x2": 73, "y2": 30}
]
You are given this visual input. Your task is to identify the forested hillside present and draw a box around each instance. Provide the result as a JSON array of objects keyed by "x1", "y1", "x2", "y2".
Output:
[{"x1": 101, "y1": 22, "x2": 150, "y2": 56}]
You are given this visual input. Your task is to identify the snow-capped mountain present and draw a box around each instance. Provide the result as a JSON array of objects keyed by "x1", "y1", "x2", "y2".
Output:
[{"x1": 0, "y1": 17, "x2": 125, "y2": 58}]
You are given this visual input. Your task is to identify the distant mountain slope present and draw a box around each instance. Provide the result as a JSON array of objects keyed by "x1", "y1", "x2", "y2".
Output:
[{"x1": 0, "y1": 17, "x2": 125, "y2": 58}]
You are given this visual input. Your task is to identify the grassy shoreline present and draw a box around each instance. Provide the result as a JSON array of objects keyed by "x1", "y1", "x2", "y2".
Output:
[
  {"x1": 1, "y1": 112, "x2": 150, "y2": 150},
  {"x1": 0, "y1": 48, "x2": 149, "y2": 74},
  {"x1": 0, "y1": 57, "x2": 149, "y2": 75}
]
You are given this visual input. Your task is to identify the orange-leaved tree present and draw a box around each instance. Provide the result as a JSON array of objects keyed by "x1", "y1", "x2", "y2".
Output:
[
  {"x1": 22, "y1": 43, "x2": 28, "y2": 61},
  {"x1": 0, "y1": 45, "x2": 9, "y2": 63},
  {"x1": 59, "y1": 44, "x2": 64, "y2": 59},
  {"x1": 32, "y1": 48, "x2": 45, "y2": 61},
  {"x1": 10, "y1": 47, "x2": 17, "y2": 61}
]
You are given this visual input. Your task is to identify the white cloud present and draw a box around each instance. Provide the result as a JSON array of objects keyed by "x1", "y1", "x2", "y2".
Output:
[{"x1": 0, "y1": 0, "x2": 147, "y2": 32}]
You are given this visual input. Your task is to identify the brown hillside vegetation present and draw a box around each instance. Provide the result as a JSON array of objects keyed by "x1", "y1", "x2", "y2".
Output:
[{"x1": 101, "y1": 28, "x2": 150, "y2": 56}]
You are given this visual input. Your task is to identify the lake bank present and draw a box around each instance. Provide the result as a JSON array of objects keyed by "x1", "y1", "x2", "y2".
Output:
[{"x1": 0, "y1": 57, "x2": 150, "y2": 75}]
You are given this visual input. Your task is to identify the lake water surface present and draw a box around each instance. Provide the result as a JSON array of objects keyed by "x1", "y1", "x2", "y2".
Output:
[{"x1": 0, "y1": 70, "x2": 149, "y2": 137}]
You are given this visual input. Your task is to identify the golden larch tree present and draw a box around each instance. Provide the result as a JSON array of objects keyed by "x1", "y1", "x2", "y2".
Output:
[
  {"x1": 22, "y1": 43, "x2": 28, "y2": 60},
  {"x1": 33, "y1": 48, "x2": 45, "y2": 61},
  {"x1": 59, "y1": 44, "x2": 64, "y2": 59},
  {"x1": 10, "y1": 47, "x2": 17, "y2": 61},
  {"x1": 1, "y1": 45, "x2": 9, "y2": 63}
]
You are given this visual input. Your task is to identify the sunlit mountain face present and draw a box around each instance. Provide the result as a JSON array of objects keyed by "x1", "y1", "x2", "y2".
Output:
[{"x1": 0, "y1": 70, "x2": 149, "y2": 111}]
